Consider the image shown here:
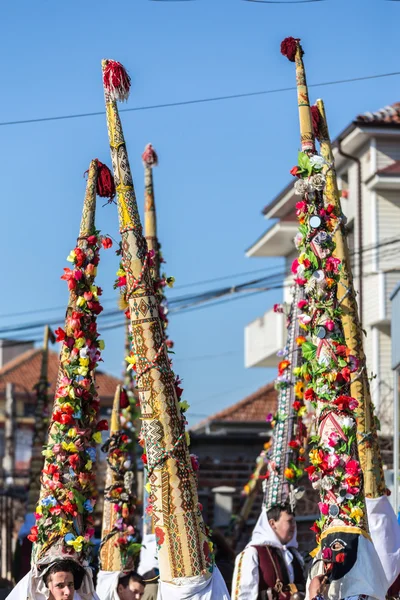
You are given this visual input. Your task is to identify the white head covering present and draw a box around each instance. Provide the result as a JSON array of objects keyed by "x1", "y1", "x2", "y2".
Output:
[
  {"x1": 366, "y1": 495, "x2": 400, "y2": 588},
  {"x1": 157, "y1": 567, "x2": 229, "y2": 600},
  {"x1": 96, "y1": 571, "x2": 119, "y2": 600},
  {"x1": 307, "y1": 534, "x2": 388, "y2": 600},
  {"x1": 247, "y1": 506, "x2": 301, "y2": 582},
  {"x1": 6, "y1": 565, "x2": 98, "y2": 600},
  {"x1": 138, "y1": 533, "x2": 159, "y2": 576}
]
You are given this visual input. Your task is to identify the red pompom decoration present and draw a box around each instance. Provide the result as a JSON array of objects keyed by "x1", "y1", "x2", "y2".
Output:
[
  {"x1": 311, "y1": 105, "x2": 322, "y2": 140},
  {"x1": 96, "y1": 160, "x2": 116, "y2": 200},
  {"x1": 120, "y1": 388, "x2": 130, "y2": 409},
  {"x1": 280, "y1": 37, "x2": 301, "y2": 62},
  {"x1": 102, "y1": 59, "x2": 131, "y2": 102},
  {"x1": 142, "y1": 143, "x2": 158, "y2": 168}
]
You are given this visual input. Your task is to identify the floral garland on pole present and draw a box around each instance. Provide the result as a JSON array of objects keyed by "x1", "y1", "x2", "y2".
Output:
[
  {"x1": 100, "y1": 386, "x2": 141, "y2": 569},
  {"x1": 29, "y1": 232, "x2": 111, "y2": 562},
  {"x1": 288, "y1": 149, "x2": 367, "y2": 540}
]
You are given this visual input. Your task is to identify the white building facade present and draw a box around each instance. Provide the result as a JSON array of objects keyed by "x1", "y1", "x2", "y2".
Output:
[{"x1": 245, "y1": 103, "x2": 400, "y2": 434}]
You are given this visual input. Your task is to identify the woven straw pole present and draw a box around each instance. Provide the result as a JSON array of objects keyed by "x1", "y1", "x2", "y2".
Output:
[
  {"x1": 144, "y1": 162, "x2": 159, "y2": 279},
  {"x1": 102, "y1": 60, "x2": 209, "y2": 582},
  {"x1": 100, "y1": 386, "x2": 122, "y2": 571},
  {"x1": 143, "y1": 154, "x2": 158, "y2": 537},
  {"x1": 27, "y1": 325, "x2": 53, "y2": 513},
  {"x1": 316, "y1": 99, "x2": 385, "y2": 498},
  {"x1": 294, "y1": 42, "x2": 315, "y2": 154}
]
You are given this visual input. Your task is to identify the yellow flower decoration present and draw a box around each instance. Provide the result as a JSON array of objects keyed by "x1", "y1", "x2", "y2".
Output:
[
  {"x1": 85, "y1": 460, "x2": 92, "y2": 471},
  {"x1": 62, "y1": 441, "x2": 78, "y2": 453},
  {"x1": 166, "y1": 276, "x2": 175, "y2": 288},
  {"x1": 310, "y1": 449, "x2": 322, "y2": 466},
  {"x1": 350, "y1": 507, "x2": 363, "y2": 523},
  {"x1": 125, "y1": 355, "x2": 136, "y2": 371},
  {"x1": 243, "y1": 484, "x2": 250, "y2": 495},
  {"x1": 294, "y1": 381, "x2": 304, "y2": 399},
  {"x1": 79, "y1": 357, "x2": 90, "y2": 367},
  {"x1": 185, "y1": 431, "x2": 191, "y2": 447},
  {"x1": 179, "y1": 400, "x2": 190, "y2": 412},
  {"x1": 145, "y1": 482, "x2": 151, "y2": 494},
  {"x1": 67, "y1": 428, "x2": 77, "y2": 438},
  {"x1": 66, "y1": 536, "x2": 85, "y2": 552},
  {"x1": 77, "y1": 366, "x2": 88, "y2": 376},
  {"x1": 298, "y1": 406, "x2": 307, "y2": 417},
  {"x1": 76, "y1": 296, "x2": 86, "y2": 308},
  {"x1": 98, "y1": 339, "x2": 105, "y2": 350},
  {"x1": 75, "y1": 338, "x2": 85, "y2": 349},
  {"x1": 66, "y1": 251, "x2": 76, "y2": 263},
  {"x1": 92, "y1": 431, "x2": 102, "y2": 444},
  {"x1": 42, "y1": 449, "x2": 53, "y2": 458},
  {"x1": 116, "y1": 268, "x2": 126, "y2": 277}
]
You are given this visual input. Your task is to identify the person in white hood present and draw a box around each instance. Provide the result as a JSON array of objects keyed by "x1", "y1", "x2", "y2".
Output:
[{"x1": 232, "y1": 505, "x2": 305, "y2": 600}]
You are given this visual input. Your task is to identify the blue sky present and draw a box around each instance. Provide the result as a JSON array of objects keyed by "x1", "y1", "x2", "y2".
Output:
[{"x1": 0, "y1": 0, "x2": 399, "y2": 425}]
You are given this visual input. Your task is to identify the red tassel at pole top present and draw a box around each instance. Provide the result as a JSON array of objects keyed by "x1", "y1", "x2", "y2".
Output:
[
  {"x1": 96, "y1": 160, "x2": 116, "y2": 200},
  {"x1": 311, "y1": 105, "x2": 322, "y2": 141},
  {"x1": 102, "y1": 59, "x2": 131, "y2": 102},
  {"x1": 142, "y1": 144, "x2": 158, "y2": 168},
  {"x1": 280, "y1": 37, "x2": 301, "y2": 62}
]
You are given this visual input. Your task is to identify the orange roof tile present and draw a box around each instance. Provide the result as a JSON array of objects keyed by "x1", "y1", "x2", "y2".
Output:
[
  {"x1": 356, "y1": 102, "x2": 400, "y2": 125},
  {"x1": 0, "y1": 349, "x2": 121, "y2": 403},
  {"x1": 192, "y1": 382, "x2": 277, "y2": 430}
]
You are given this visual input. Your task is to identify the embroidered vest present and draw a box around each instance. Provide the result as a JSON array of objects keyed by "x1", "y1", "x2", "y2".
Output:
[{"x1": 253, "y1": 545, "x2": 305, "y2": 600}]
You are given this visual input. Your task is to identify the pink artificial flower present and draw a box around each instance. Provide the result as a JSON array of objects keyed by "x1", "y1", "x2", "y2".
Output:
[
  {"x1": 325, "y1": 256, "x2": 341, "y2": 274},
  {"x1": 273, "y1": 304, "x2": 284, "y2": 314},
  {"x1": 345, "y1": 459, "x2": 360, "y2": 476},
  {"x1": 318, "y1": 502, "x2": 329, "y2": 516},
  {"x1": 325, "y1": 320, "x2": 335, "y2": 332},
  {"x1": 294, "y1": 277, "x2": 307, "y2": 286},
  {"x1": 348, "y1": 355, "x2": 360, "y2": 373},
  {"x1": 291, "y1": 259, "x2": 300, "y2": 275},
  {"x1": 298, "y1": 314, "x2": 312, "y2": 326},
  {"x1": 297, "y1": 300, "x2": 308, "y2": 310},
  {"x1": 328, "y1": 432, "x2": 340, "y2": 448}
]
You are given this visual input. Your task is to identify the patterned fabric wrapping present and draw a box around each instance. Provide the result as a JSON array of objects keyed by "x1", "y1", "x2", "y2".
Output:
[
  {"x1": 314, "y1": 99, "x2": 386, "y2": 499},
  {"x1": 101, "y1": 59, "x2": 212, "y2": 583}
]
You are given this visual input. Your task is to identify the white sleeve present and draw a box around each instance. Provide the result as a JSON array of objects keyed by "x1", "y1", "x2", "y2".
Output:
[{"x1": 232, "y1": 547, "x2": 259, "y2": 600}]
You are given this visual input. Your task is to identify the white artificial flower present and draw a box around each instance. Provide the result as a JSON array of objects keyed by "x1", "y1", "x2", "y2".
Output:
[
  {"x1": 321, "y1": 476, "x2": 335, "y2": 490},
  {"x1": 294, "y1": 232, "x2": 303, "y2": 249},
  {"x1": 309, "y1": 173, "x2": 326, "y2": 191},
  {"x1": 340, "y1": 416, "x2": 355, "y2": 429},
  {"x1": 80, "y1": 346, "x2": 89, "y2": 358},
  {"x1": 294, "y1": 179, "x2": 309, "y2": 196},
  {"x1": 309, "y1": 155, "x2": 325, "y2": 169}
]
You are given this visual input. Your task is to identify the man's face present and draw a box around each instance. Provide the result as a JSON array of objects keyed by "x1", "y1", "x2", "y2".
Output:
[
  {"x1": 269, "y1": 511, "x2": 296, "y2": 545},
  {"x1": 118, "y1": 580, "x2": 144, "y2": 600},
  {"x1": 47, "y1": 571, "x2": 75, "y2": 600}
]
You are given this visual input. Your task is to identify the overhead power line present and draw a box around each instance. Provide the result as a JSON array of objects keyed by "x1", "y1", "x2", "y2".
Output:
[{"x1": 1, "y1": 72, "x2": 400, "y2": 128}]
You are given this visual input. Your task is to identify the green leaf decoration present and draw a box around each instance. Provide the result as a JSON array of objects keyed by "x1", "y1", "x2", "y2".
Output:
[{"x1": 302, "y1": 342, "x2": 317, "y2": 361}]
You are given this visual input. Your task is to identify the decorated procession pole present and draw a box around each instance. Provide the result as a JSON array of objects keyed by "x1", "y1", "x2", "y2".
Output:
[
  {"x1": 312, "y1": 99, "x2": 400, "y2": 590},
  {"x1": 311, "y1": 99, "x2": 386, "y2": 499},
  {"x1": 99, "y1": 384, "x2": 139, "y2": 572},
  {"x1": 281, "y1": 37, "x2": 387, "y2": 598},
  {"x1": 28, "y1": 158, "x2": 114, "y2": 569},
  {"x1": 101, "y1": 60, "x2": 212, "y2": 584},
  {"x1": 142, "y1": 143, "x2": 159, "y2": 541}
]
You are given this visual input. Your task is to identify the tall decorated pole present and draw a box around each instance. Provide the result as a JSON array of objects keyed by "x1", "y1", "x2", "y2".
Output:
[
  {"x1": 312, "y1": 98, "x2": 400, "y2": 591},
  {"x1": 281, "y1": 38, "x2": 387, "y2": 599},
  {"x1": 98, "y1": 385, "x2": 139, "y2": 574},
  {"x1": 26, "y1": 158, "x2": 114, "y2": 580},
  {"x1": 311, "y1": 100, "x2": 385, "y2": 499},
  {"x1": 101, "y1": 60, "x2": 216, "y2": 589}
]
